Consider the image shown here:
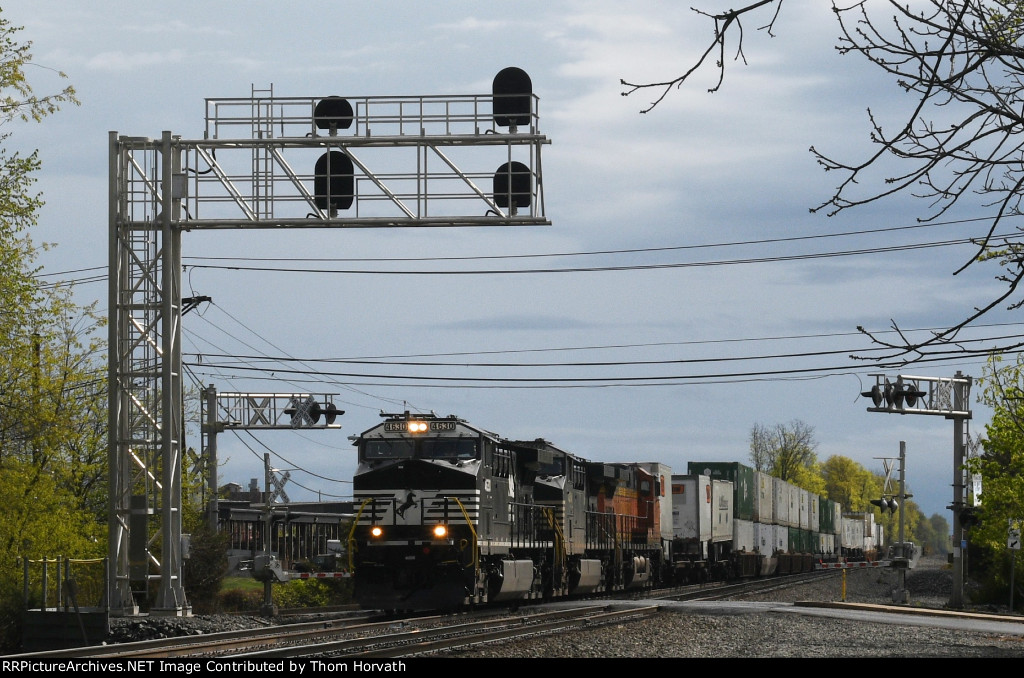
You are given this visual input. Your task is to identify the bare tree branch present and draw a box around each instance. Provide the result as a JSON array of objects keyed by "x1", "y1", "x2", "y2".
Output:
[
  {"x1": 620, "y1": 1, "x2": 784, "y2": 112},
  {"x1": 624, "y1": 1, "x2": 1024, "y2": 362}
]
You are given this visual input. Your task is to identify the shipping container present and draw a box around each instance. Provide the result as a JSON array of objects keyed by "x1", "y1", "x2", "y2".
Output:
[
  {"x1": 637, "y1": 462, "x2": 673, "y2": 544},
  {"x1": 752, "y1": 471, "x2": 774, "y2": 524},
  {"x1": 772, "y1": 477, "x2": 793, "y2": 527},
  {"x1": 688, "y1": 461, "x2": 754, "y2": 521},
  {"x1": 808, "y1": 493, "x2": 820, "y2": 533},
  {"x1": 818, "y1": 498, "x2": 834, "y2": 535},
  {"x1": 734, "y1": 518, "x2": 755, "y2": 552},
  {"x1": 842, "y1": 512, "x2": 867, "y2": 556},
  {"x1": 797, "y1": 487, "x2": 810, "y2": 530},
  {"x1": 671, "y1": 474, "x2": 711, "y2": 549},
  {"x1": 712, "y1": 478, "x2": 734, "y2": 544}
]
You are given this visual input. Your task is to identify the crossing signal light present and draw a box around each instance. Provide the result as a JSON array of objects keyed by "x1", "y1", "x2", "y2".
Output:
[
  {"x1": 284, "y1": 399, "x2": 343, "y2": 427},
  {"x1": 314, "y1": 151, "x2": 354, "y2": 212},
  {"x1": 861, "y1": 378, "x2": 926, "y2": 410},
  {"x1": 870, "y1": 497, "x2": 898, "y2": 514},
  {"x1": 959, "y1": 506, "x2": 980, "y2": 529},
  {"x1": 901, "y1": 381, "x2": 926, "y2": 408}
]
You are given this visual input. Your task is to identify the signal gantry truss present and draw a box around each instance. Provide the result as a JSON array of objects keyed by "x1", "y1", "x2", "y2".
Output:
[{"x1": 108, "y1": 77, "x2": 550, "y2": 616}]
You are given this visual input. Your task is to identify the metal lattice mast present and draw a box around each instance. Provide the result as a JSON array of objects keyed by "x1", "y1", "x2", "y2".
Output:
[{"x1": 108, "y1": 131, "x2": 187, "y2": 615}]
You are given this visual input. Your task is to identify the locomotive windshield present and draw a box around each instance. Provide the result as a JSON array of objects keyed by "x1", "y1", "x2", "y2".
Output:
[
  {"x1": 360, "y1": 435, "x2": 478, "y2": 461},
  {"x1": 420, "y1": 438, "x2": 478, "y2": 460},
  {"x1": 362, "y1": 438, "x2": 416, "y2": 459}
]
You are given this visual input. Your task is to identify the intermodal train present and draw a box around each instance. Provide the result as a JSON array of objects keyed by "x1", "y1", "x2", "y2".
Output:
[{"x1": 347, "y1": 412, "x2": 882, "y2": 611}]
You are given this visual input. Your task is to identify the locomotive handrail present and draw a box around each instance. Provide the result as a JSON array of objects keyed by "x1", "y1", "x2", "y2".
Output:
[
  {"x1": 346, "y1": 497, "x2": 375, "y2": 574},
  {"x1": 541, "y1": 507, "x2": 568, "y2": 587},
  {"x1": 443, "y1": 496, "x2": 479, "y2": 571}
]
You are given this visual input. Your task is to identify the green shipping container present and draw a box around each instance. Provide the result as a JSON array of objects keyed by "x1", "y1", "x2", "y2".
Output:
[
  {"x1": 687, "y1": 461, "x2": 755, "y2": 521},
  {"x1": 819, "y1": 498, "x2": 835, "y2": 535}
]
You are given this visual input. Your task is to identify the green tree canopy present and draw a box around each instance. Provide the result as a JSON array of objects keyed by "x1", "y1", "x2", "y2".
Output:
[
  {"x1": 749, "y1": 419, "x2": 821, "y2": 492},
  {"x1": 970, "y1": 354, "x2": 1024, "y2": 553},
  {"x1": 0, "y1": 7, "x2": 101, "y2": 651}
]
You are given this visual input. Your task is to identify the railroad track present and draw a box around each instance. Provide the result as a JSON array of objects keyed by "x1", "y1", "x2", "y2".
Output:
[
  {"x1": 656, "y1": 571, "x2": 839, "y2": 602},
  {"x1": 5, "y1": 571, "x2": 836, "y2": 660},
  {"x1": 234, "y1": 605, "x2": 661, "y2": 658},
  {"x1": 5, "y1": 605, "x2": 660, "y2": 659}
]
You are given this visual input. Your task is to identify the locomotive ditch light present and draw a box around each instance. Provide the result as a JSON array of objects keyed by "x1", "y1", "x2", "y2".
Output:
[
  {"x1": 370, "y1": 525, "x2": 384, "y2": 539},
  {"x1": 432, "y1": 524, "x2": 448, "y2": 539}
]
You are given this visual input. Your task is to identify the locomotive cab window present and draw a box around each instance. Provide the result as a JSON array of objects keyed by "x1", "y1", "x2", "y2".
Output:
[
  {"x1": 536, "y1": 456, "x2": 565, "y2": 477},
  {"x1": 362, "y1": 438, "x2": 415, "y2": 460},
  {"x1": 419, "y1": 438, "x2": 478, "y2": 460}
]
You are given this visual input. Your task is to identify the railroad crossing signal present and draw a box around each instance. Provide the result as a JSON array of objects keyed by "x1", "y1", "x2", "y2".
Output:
[{"x1": 858, "y1": 372, "x2": 973, "y2": 610}]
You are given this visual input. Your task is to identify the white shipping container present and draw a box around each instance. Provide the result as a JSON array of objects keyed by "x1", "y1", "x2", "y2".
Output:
[
  {"x1": 753, "y1": 522, "x2": 773, "y2": 553},
  {"x1": 712, "y1": 478, "x2": 734, "y2": 543},
  {"x1": 788, "y1": 481, "x2": 800, "y2": 527},
  {"x1": 753, "y1": 471, "x2": 774, "y2": 524},
  {"x1": 734, "y1": 518, "x2": 755, "y2": 552},
  {"x1": 772, "y1": 477, "x2": 793, "y2": 527},
  {"x1": 671, "y1": 474, "x2": 711, "y2": 544},
  {"x1": 842, "y1": 513, "x2": 866, "y2": 551},
  {"x1": 774, "y1": 524, "x2": 789, "y2": 553},
  {"x1": 809, "y1": 493, "x2": 820, "y2": 533},
  {"x1": 798, "y1": 487, "x2": 810, "y2": 530}
]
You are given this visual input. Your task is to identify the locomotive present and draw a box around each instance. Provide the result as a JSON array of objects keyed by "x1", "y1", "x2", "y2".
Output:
[{"x1": 346, "y1": 411, "x2": 876, "y2": 611}]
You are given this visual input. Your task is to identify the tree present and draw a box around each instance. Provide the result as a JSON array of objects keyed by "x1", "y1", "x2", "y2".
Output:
[
  {"x1": 821, "y1": 455, "x2": 879, "y2": 512},
  {"x1": 623, "y1": 1, "x2": 1024, "y2": 361},
  {"x1": 965, "y1": 353, "x2": 1024, "y2": 604},
  {"x1": 748, "y1": 419, "x2": 821, "y2": 490},
  {"x1": 0, "y1": 8, "x2": 95, "y2": 651}
]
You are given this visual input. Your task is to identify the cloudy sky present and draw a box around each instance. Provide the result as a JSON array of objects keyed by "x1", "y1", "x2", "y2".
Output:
[{"x1": 7, "y1": 0, "x2": 1014, "y2": 520}]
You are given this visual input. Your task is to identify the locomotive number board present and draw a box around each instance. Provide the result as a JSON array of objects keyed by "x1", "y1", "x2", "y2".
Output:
[{"x1": 384, "y1": 421, "x2": 459, "y2": 433}]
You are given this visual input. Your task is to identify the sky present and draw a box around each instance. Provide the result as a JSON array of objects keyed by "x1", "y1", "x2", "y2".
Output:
[{"x1": 6, "y1": 0, "x2": 1015, "y2": 522}]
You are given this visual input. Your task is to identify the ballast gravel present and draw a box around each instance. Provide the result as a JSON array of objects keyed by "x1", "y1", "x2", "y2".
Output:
[{"x1": 105, "y1": 556, "x2": 1024, "y2": 658}]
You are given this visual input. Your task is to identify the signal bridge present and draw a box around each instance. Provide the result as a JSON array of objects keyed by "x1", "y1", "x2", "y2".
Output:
[{"x1": 109, "y1": 70, "x2": 549, "y2": 616}]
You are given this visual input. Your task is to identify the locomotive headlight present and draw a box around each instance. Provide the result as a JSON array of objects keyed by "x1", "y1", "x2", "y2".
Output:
[
  {"x1": 408, "y1": 421, "x2": 428, "y2": 433},
  {"x1": 432, "y1": 524, "x2": 448, "y2": 539},
  {"x1": 370, "y1": 525, "x2": 384, "y2": 538}
]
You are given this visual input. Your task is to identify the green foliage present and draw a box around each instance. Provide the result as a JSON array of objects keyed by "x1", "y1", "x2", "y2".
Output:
[
  {"x1": 216, "y1": 586, "x2": 263, "y2": 613},
  {"x1": 0, "y1": 9, "x2": 98, "y2": 652},
  {"x1": 821, "y1": 455, "x2": 880, "y2": 512},
  {"x1": 965, "y1": 354, "x2": 1024, "y2": 605},
  {"x1": 182, "y1": 528, "x2": 230, "y2": 614},
  {"x1": 272, "y1": 578, "x2": 353, "y2": 609},
  {"x1": 749, "y1": 420, "x2": 820, "y2": 489}
]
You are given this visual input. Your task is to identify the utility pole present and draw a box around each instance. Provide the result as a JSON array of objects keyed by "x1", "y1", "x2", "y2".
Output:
[{"x1": 894, "y1": 442, "x2": 908, "y2": 604}]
